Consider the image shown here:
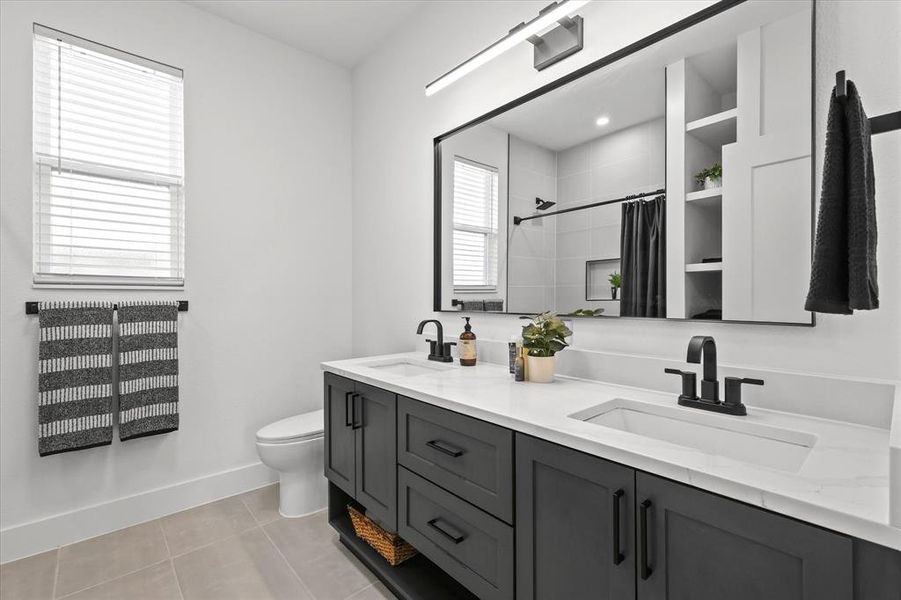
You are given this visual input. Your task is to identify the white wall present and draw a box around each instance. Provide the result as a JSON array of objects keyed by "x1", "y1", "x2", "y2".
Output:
[
  {"x1": 351, "y1": 0, "x2": 900, "y2": 383},
  {"x1": 0, "y1": 0, "x2": 352, "y2": 561}
]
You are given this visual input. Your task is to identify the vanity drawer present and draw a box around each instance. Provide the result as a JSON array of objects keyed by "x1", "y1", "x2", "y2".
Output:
[
  {"x1": 398, "y1": 467, "x2": 514, "y2": 600},
  {"x1": 397, "y1": 396, "x2": 513, "y2": 522}
]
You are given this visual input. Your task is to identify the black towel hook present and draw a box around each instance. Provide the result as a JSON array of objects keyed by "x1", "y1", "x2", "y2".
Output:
[{"x1": 834, "y1": 70, "x2": 901, "y2": 135}]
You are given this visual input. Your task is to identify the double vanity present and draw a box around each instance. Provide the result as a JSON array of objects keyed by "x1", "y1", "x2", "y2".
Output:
[{"x1": 322, "y1": 352, "x2": 901, "y2": 600}]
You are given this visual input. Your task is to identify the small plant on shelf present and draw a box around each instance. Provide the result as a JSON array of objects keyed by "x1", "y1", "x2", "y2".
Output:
[
  {"x1": 694, "y1": 162, "x2": 722, "y2": 190},
  {"x1": 609, "y1": 271, "x2": 622, "y2": 299}
]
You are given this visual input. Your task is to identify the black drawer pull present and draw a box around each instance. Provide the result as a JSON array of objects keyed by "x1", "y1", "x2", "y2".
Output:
[
  {"x1": 612, "y1": 489, "x2": 624, "y2": 565},
  {"x1": 426, "y1": 439, "x2": 465, "y2": 458},
  {"x1": 427, "y1": 517, "x2": 466, "y2": 544},
  {"x1": 344, "y1": 392, "x2": 354, "y2": 427},
  {"x1": 639, "y1": 499, "x2": 653, "y2": 580}
]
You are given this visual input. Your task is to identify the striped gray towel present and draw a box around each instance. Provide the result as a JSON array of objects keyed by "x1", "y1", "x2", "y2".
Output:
[
  {"x1": 117, "y1": 301, "x2": 179, "y2": 440},
  {"x1": 38, "y1": 301, "x2": 115, "y2": 456}
]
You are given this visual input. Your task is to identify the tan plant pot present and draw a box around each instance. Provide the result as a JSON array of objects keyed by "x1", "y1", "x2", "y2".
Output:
[{"x1": 526, "y1": 355, "x2": 556, "y2": 383}]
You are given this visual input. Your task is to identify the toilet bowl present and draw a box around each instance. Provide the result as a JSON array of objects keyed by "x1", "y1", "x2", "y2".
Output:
[{"x1": 255, "y1": 409, "x2": 326, "y2": 518}]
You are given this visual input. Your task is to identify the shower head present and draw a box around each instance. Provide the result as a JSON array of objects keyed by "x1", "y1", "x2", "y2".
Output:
[{"x1": 535, "y1": 197, "x2": 556, "y2": 211}]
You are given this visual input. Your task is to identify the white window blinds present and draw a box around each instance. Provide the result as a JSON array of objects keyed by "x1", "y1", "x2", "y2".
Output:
[
  {"x1": 452, "y1": 157, "x2": 498, "y2": 291},
  {"x1": 33, "y1": 25, "x2": 185, "y2": 287}
]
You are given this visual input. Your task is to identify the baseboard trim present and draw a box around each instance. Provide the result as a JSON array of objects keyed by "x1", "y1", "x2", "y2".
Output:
[{"x1": 0, "y1": 461, "x2": 277, "y2": 564}]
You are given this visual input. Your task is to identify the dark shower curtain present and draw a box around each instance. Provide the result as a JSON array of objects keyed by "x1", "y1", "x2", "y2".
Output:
[{"x1": 620, "y1": 196, "x2": 666, "y2": 318}]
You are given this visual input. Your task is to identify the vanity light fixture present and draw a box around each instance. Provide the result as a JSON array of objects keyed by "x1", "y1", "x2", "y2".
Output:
[
  {"x1": 595, "y1": 115, "x2": 610, "y2": 126},
  {"x1": 425, "y1": 0, "x2": 590, "y2": 97}
]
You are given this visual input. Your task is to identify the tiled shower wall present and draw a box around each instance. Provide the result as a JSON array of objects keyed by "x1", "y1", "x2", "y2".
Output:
[
  {"x1": 507, "y1": 136, "x2": 557, "y2": 314},
  {"x1": 554, "y1": 118, "x2": 666, "y2": 315}
]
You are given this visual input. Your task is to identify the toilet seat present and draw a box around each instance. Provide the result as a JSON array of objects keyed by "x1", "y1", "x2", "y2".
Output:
[{"x1": 256, "y1": 409, "x2": 324, "y2": 444}]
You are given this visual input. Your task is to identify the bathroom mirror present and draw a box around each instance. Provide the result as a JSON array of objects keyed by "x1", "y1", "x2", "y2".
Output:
[{"x1": 434, "y1": 0, "x2": 814, "y2": 325}]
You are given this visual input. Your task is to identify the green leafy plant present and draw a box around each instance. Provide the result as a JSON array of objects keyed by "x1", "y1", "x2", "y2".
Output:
[
  {"x1": 522, "y1": 312, "x2": 573, "y2": 357},
  {"x1": 608, "y1": 272, "x2": 622, "y2": 288},
  {"x1": 570, "y1": 308, "x2": 604, "y2": 317},
  {"x1": 694, "y1": 162, "x2": 722, "y2": 186}
]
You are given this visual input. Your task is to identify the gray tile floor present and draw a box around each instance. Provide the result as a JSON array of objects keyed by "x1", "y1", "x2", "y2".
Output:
[{"x1": 0, "y1": 485, "x2": 398, "y2": 600}]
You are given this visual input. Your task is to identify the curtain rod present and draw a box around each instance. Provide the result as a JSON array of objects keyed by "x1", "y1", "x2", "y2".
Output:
[
  {"x1": 513, "y1": 188, "x2": 665, "y2": 225},
  {"x1": 25, "y1": 301, "x2": 188, "y2": 315}
]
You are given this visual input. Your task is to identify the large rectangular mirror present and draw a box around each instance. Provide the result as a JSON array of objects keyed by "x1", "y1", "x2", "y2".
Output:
[{"x1": 435, "y1": 0, "x2": 814, "y2": 325}]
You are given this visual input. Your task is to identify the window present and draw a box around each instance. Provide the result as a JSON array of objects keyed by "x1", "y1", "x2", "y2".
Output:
[
  {"x1": 32, "y1": 25, "x2": 185, "y2": 287},
  {"x1": 452, "y1": 157, "x2": 498, "y2": 291}
]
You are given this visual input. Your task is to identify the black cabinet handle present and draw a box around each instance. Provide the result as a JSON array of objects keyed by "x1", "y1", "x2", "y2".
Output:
[
  {"x1": 612, "y1": 489, "x2": 624, "y2": 565},
  {"x1": 639, "y1": 499, "x2": 653, "y2": 580},
  {"x1": 427, "y1": 517, "x2": 466, "y2": 544},
  {"x1": 351, "y1": 394, "x2": 362, "y2": 430},
  {"x1": 426, "y1": 439, "x2": 465, "y2": 457},
  {"x1": 344, "y1": 392, "x2": 354, "y2": 427}
]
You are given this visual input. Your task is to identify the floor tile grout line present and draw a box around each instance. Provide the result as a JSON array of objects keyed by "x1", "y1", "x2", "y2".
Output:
[
  {"x1": 167, "y1": 523, "x2": 259, "y2": 560},
  {"x1": 54, "y1": 559, "x2": 171, "y2": 600},
  {"x1": 345, "y1": 583, "x2": 377, "y2": 600},
  {"x1": 257, "y1": 518, "x2": 319, "y2": 600},
  {"x1": 51, "y1": 547, "x2": 61, "y2": 600},
  {"x1": 158, "y1": 520, "x2": 186, "y2": 600},
  {"x1": 169, "y1": 558, "x2": 186, "y2": 600}
]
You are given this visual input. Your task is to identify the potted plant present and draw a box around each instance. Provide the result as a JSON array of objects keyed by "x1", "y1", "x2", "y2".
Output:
[
  {"x1": 694, "y1": 162, "x2": 722, "y2": 190},
  {"x1": 608, "y1": 271, "x2": 622, "y2": 300},
  {"x1": 521, "y1": 312, "x2": 572, "y2": 383}
]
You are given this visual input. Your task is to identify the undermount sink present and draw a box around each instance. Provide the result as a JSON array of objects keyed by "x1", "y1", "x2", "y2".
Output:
[
  {"x1": 570, "y1": 398, "x2": 817, "y2": 472},
  {"x1": 361, "y1": 357, "x2": 451, "y2": 377}
]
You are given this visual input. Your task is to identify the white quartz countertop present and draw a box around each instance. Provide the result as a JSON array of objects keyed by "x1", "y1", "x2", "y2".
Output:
[{"x1": 322, "y1": 353, "x2": 900, "y2": 551}]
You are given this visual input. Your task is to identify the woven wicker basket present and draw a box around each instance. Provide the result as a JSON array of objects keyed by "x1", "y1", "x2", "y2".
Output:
[{"x1": 347, "y1": 504, "x2": 417, "y2": 566}]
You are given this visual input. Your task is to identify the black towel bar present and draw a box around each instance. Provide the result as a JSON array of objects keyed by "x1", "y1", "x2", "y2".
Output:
[
  {"x1": 25, "y1": 300, "x2": 188, "y2": 315},
  {"x1": 835, "y1": 70, "x2": 901, "y2": 135}
]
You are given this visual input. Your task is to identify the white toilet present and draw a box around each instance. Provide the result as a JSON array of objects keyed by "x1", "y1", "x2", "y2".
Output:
[{"x1": 255, "y1": 409, "x2": 327, "y2": 518}]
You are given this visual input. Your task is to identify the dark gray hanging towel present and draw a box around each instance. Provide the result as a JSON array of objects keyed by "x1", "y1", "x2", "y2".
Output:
[
  {"x1": 38, "y1": 301, "x2": 115, "y2": 456},
  {"x1": 117, "y1": 301, "x2": 179, "y2": 440},
  {"x1": 805, "y1": 81, "x2": 878, "y2": 314},
  {"x1": 620, "y1": 196, "x2": 666, "y2": 318}
]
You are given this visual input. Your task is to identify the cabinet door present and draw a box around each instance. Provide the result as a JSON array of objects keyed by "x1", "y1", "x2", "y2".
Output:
[
  {"x1": 355, "y1": 382, "x2": 397, "y2": 530},
  {"x1": 636, "y1": 472, "x2": 852, "y2": 600},
  {"x1": 516, "y1": 434, "x2": 635, "y2": 600},
  {"x1": 323, "y1": 373, "x2": 356, "y2": 497}
]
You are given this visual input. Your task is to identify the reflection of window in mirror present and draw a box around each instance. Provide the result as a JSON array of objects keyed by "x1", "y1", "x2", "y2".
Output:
[{"x1": 452, "y1": 157, "x2": 499, "y2": 292}]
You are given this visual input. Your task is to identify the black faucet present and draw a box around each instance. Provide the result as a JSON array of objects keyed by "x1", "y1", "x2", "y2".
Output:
[
  {"x1": 664, "y1": 336, "x2": 763, "y2": 416},
  {"x1": 687, "y1": 335, "x2": 718, "y2": 403},
  {"x1": 416, "y1": 320, "x2": 455, "y2": 363}
]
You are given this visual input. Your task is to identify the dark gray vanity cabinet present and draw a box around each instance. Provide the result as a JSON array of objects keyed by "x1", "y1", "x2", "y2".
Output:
[
  {"x1": 515, "y1": 434, "x2": 635, "y2": 600},
  {"x1": 323, "y1": 373, "x2": 397, "y2": 530},
  {"x1": 324, "y1": 373, "x2": 356, "y2": 496},
  {"x1": 635, "y1": 472, "x2": 853, "y2": 600}
]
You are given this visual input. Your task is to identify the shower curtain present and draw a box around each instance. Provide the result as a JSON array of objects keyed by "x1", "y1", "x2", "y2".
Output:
[{"x1": 620, "y1": 196, "x2": 666, "y2": 318}]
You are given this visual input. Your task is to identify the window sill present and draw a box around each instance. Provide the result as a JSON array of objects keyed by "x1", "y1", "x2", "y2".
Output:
[{"x1": 32, "y1": 283, "x2": 185, "y2": 291}]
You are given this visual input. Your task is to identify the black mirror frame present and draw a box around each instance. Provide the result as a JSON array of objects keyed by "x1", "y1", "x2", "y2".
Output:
[{"x1": 433, "y1": 0, "x2": 816, "y2": 327}]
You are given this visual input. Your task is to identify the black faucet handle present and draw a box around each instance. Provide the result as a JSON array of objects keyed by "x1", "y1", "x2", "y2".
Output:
[
  {"x1": 665, "y1": 368, "x2": 697, "y2": 401},
  {"x1": 723, "y1": 377, "x2": 763, "y2": 411},
  {"x1": 442, "y1": 341, "x2": 457, "y2": 355}
]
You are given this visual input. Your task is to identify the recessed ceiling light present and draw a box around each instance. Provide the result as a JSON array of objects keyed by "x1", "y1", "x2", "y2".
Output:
[{"x1": 595, "y1": 116, "x2": 610, "y2": 127}]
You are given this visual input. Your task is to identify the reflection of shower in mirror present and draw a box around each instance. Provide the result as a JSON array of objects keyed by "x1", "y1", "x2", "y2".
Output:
[{"x1": 535, "y1": 198, "x2": 556, "y2": 211}]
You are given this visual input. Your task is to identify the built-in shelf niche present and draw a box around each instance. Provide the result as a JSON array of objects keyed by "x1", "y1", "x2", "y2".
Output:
[{"x1": 585, "y1": 258, "x2": 620, "y2": 301}]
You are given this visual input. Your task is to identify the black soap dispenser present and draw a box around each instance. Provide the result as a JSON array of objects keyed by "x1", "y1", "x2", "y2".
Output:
[{"x1": 459, "y1": 317, "x2": 477, "y2": 366}]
